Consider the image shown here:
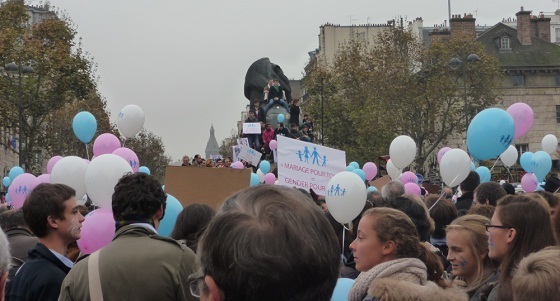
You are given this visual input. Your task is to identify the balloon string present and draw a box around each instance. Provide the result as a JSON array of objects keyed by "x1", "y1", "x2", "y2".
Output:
[
  {"x1": 341, "y1": 226, "x2": 345, "y2": 257},
  {"x1": 85, "y1": 143, "x2": 90, "y2": 160},
  {"x1": 489, "y1": 157, "x2": 500, "y2": 173},
  {"x1": 429, "y1": 192, "x2": 445, "y2": 211}
]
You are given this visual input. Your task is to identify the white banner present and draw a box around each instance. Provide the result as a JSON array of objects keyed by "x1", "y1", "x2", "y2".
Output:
[
  {"x1": 277, "y1": 136, "x2": 346, "y2": 195},
  {"x1": 232, "y1": 145, "x2": 242, "y2": 162},
  {"x1": 237, "y1": 145, "x2": 262, "y2": 165},
  {"x1": 243, "y1": 123, "x2": 261, "y2": 134}
]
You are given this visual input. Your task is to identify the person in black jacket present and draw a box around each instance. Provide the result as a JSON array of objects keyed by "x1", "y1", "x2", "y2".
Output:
[
  {"x1": 264, "y1": 79, "x2": 290, "y2": 113},
  {"x1": 455, "y1": 171, "x2": 480, "y2": 211},
  {"x1": 289, "y1": 98, "x2": 300, "y2": 126},
  {"x1": 6, "y1": 184, "x2": 84, "y2": 301}
]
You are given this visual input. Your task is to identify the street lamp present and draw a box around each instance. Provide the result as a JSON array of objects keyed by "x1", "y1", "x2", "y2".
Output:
[
  {"x1": 3, "y1": 62, "x2": 34, "y2": 170},
  {"x1": 321, "y1": 77, "x2": 324, "y2": 146},
  {"x1": 449, "y1": 53, "x2": 480, "y2": 133}
]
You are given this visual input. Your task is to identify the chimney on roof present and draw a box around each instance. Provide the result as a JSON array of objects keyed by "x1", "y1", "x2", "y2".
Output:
[
  {"x1": 536, "y1": 14, "x2": 551, "y2": 41},
  {"x1": 516, "y1": 9, "x2": 532, "y2": 45},
  {"x1": 449, "y1": 13, "x2": 476, "y2": 39}
]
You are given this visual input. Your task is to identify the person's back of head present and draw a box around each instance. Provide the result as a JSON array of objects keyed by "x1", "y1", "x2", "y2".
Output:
[
  {"x1": 198, "y1": 185, "x2": 339, "y2": 301},
  {"x1": 466, "y1": 204, "x2": 495, "y2": 219},
  {"x1": 501, "y1": 182, "x2": 515, "y2": 195},
  {"x1": 512, "y1": 246, "x2": 560, "y2": 301},
  {"x1": 459, "y1": 171, "x2": 480, "y2": 193},
  {"x1": 390, "y1": 196, "x2": 432, "y2": 242},
  {"x1": 22, "y1": 183, "x2": 76, "y2": 238},
  {"x1": 474, "y1": 182, "x2": 506, "y2": 206},
  {"x1": 112, "y1": 173, "x2": 167, "y2": 227},
  {"x1": 427, "y1": 199, "x2": 457, "y2": 240},
  {"x1": 0, "y1": 209, "x2": 27, "y2": 231},
  {"x1": 170, "y1": 203, "x2": 215, "y2": 252},
  {"x1": 381, "y1": 181, "x2": 405, "y2": 200}
]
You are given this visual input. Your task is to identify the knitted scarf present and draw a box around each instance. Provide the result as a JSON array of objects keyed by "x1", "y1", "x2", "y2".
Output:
[{"x1": 348, "y1": 258, "x2": 428, "y2": 301}]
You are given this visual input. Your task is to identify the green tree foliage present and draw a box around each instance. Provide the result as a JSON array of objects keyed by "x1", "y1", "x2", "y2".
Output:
[
  {"x1": 124, "y1": 130, "x2": 171, "y2": 181},
  {"x1": 303, "y1": 27, "x2": 501, "y2": 172},
  {"x1": 219, "y1": 129, "x2": 239, "y2": 160},
  {"x1": 0, "y1": 1, "x2": 97, "y2": 171}
]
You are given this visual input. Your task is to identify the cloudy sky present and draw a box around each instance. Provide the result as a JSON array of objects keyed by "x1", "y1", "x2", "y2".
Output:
[{"x1": 39, "y1": 0, "x2": 557, "y2": 161}]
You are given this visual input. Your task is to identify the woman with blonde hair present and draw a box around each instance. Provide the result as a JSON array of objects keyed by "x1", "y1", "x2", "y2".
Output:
[
  {"x1": 446, "y1": 214, "x2": 498, "y2": 300},
  {"x1": 348, "y1": 207, "x2": 466, "y2": 301}
]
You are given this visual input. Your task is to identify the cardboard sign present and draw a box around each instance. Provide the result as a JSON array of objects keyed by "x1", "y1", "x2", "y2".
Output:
[
  {"x1": 369, "y1": 175, "x2": 391, "y2": 191},
  {"x1": 277, "y1": 135, "x2": 346, "y2": 195},
  {"x1": 237, "y1": 138, "x2": 249, "y2": 147},
  {"x1": 232, "y1": 145, "x2": 242, "y2": 162},
  {"x1": 237, "y1": 145, "x2": 262, "y2": 165},
  {"x1": 243, "y1": 123, "x2": 261, "y2": 134},
  {"x1": 164, "y1": 166, "x2": 252, "y2": 209}
]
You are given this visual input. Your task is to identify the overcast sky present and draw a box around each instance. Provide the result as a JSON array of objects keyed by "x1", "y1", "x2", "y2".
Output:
[{"x1": 38, "y1": 0, "x2": 557, "y2": 161}]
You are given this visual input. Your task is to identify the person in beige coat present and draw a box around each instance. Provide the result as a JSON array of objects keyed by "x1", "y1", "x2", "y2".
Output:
[{"x1": 58, "y1": 173, "x2": 197, "y2": 301}]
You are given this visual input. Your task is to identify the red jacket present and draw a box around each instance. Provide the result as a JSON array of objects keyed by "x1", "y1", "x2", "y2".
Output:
[{"x1": 262, "y1": 128, "x2": 275, "y2": 143}]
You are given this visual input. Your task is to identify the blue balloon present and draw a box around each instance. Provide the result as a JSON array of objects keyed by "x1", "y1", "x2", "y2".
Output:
[
  {"x1": 72, "y1": 111, "x2": 97, "y2": 144},
  {"x1": 349, "y1": 161, "x2": 360, "y2": 169},
  {"x1": 467, "y1": 108, "x2": 515, "y2": 160},
  {"x1": 475, "y1": 166, "x2": 491, "y2": 183},
  {"x1": 470, "y1": 162, "x2": 476, "y2": 171},
  {"x1": 331, "y1": 278, "x2": 355, "y2": 301},
  {"x1": 138, "y1": 166, "x2": 151, "y2": 175},
  {"x1": 2, "y1": 177, "x2": 10, "y2": 188},
  {"x1": 259, "y1": 161, "x2": 271, "y2": 174},
  {"x1": 161, "y1": 185, "x2": 165, "y2": 191},
  {"x1": 250, "y1": 173, "x2": 260, "y2": 187},
  {"x1": 8, "y1": 166, "x2": 23, "y2": 182},
  {"x1": 277, "y1": 114, "x2": 285, "y2": 123},
  {"x1": 520, "y1": 152, "x2": 534, "y2": 173},
  {"x1": 367, "y1": 186, "x2": 378, "y2": 192},
  {"x1": 157, "y1": 194, "x2": 184, "y2": 237},
  {"x1": 352, "y1": 169, "x2": 366, "y2": 181},
  {"x1": 345, "y1": 165, "x2": 355, "y2": 172},
  {"x1": 5, "y1": 192, "x2": 10, "y2": 204},
  {"x1": 532, "y1": 151, "x2": 552, "y2": 182}
]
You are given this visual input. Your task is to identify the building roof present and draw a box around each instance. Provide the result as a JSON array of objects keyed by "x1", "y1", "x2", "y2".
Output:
[
  {"x1": 205, "y1": 124, "x2": 220, "y2": 158},
  {"x1": 477, "y1": 22, "x2": 560, "y2": 69}
]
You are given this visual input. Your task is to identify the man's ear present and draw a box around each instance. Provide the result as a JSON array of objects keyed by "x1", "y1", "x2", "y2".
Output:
[
  {"x1": 153, "y1": 205, "x2": 164, "y2": 220},
  {"x1": 47, "y1": 215, "x2": 59, "y2": 229},
  {"x1": 204, "y1": 275, "x2": 224, "y2": 301}
]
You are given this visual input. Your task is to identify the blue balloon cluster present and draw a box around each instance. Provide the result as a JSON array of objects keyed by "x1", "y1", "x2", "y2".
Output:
[
  {"x1": 476, "y1": 166, "x2": 491, "y2": 183},
  {"x1": 259, "y1": 161, "x2": 270, "y2": 174},
  {"x1": 72, "y1": 111, "x2": 98, "y2": 144},
  {"x1": 8, "y1": 166, "x2": 23, "y2": 182},
  {"x1": 138, "y1": 166, "x2": 151, "y2": 175},
  {"x1": 158, "y1": 194, "x2": 184, "y2": 237},
  {"x1": 250, "y1": 173, "x2": 260, "y2": 187},
  {"x1": 531, "y1": 151, "x2": 552, "y2": 182}
]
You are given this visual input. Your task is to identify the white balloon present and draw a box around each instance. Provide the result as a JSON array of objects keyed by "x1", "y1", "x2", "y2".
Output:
[
  {"x1": 440, "y1": 149, "x2": 471, "y2": 187},
  {"x1": 386, "y1": 160, "x2": 402, "y2": 179},
  {"x1": 85, "y1": 154, "x2": 133, "y2": 208},
  {"x1": 389, "y1": 135, "x2": 417, "y2": 169},
  {"x1": 256, "y1": 169, "x2": 265, "y2": 183},
  {"x1": 325, "y1": 172, "x2": 367, "y2": 224},
  {"x1": 77, "y1": 194, "x2": 88, "y2": 206},
  {"x1": 117, "y1": 104, "x2": 145, "y2": 138},
  {"x1": 51, "y1": 156, "x2": 89, "y2": 199},
  {"x1": 499, "y1": 145, "x2": 518, "y2": 167},
  {"x1": 541, "y1": 134, "x2": 558, "y2": 155}
]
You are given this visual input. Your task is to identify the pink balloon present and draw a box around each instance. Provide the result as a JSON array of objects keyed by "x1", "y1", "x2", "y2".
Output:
[
  {"x1": 362, "y1": 162, "x2": 378, "y2": 181},
  {"x1": 506, "y1": 103, "x2": 534, "y2": 139},
  {"x1": 521, "y1": 172, "x2": 538, "y2": 193},
  {"x1": 264, "y1": 173, "x2": 276, "y2": 185},
  {"x1": 8, "y1": 173, "x2": 39, "y2": 209},
  {"x1": 269, "y1": 140, "x2": 277, "y2": 151},
  {"x1": 47, "y1": 156, "x2": 63, "y2": 174},
  {"x1": 77, "y1": 207, "x2": 116, "y2": 254},
  {"x1": 37, "y1": 174, "x2": 50, "y2": 184},
  {"x1": 112, "y1": 147, "x2": 140, "y2": 172},
  {"x1": 93, "y1": 133, "x2": 121, "y2": 157},
  {"x1": 437, "y1": 147, "x2": 451, "y2": 164},
  {"x1": 400, "y1": 171, "x2": 418, "y2": 184},
  {"x1": 232, "y1": 161, "x2": 244, "y2": 169},
  {"x1": 404, "y1": 182, "x2": 421, "y2": 196}
]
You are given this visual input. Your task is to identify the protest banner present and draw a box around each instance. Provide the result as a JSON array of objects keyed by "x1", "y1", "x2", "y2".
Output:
[
  {"x1": 237, "y1": 145, "x2": 262, "y2": 165},
  {"x1": 237, "y1": 138, "x2": 249, "y2": 147},
  {"x1": 243, "y1": 123, "x2": 261, "y2": 134},
  {"x1": 277, "y1": 136, "x2": 346, "y2": 195},
  {"x1": 232, "y1": 145, "x2": 242, "y2": 162},
  {"x1": 164, "y1": 166, "x2": 251, "y2": 209}
]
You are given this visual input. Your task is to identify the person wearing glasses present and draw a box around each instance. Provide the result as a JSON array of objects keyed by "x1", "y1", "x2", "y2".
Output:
[
  {"x1": 446, "y1": 214, "x2": 498, "y2": 300},
  {"x1": 58, "y1": 173, "x2": 197, "y2": 301},
  {"x1": 191, "y1": 185, "x2": 340, "y2": 301},
  {"x1": 485, "y1": 195, "x2": 555, "y2": 301}
]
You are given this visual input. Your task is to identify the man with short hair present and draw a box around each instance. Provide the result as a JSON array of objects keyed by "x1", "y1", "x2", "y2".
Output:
[
  {"x1": 0, "y1": 210, "x2": 39, "y2": 278},
  {"x1": 7, "y1": 184, "x2": 84, "y2": 301},
  {"x1": 224, "y1": 157, "x2": 232, "y2": 168},
  {"x1": 455, "y1": 171, "x2": 480, "y2": 211},
  {"x1": 381, "y1": 180, "x2": 405, "y2": 201},
  {"x1": 58, "y1": 173, "x2": 197, "y2": 301},
  {"x1": 193, "y1": 154, "x2": 203, "y2": 167},
  {"x1": 473, "y1": 182, "x2": 506, "y2": 207},
  {"x1": 182, "y1": 155, "x2": 191, "y2": 166}
]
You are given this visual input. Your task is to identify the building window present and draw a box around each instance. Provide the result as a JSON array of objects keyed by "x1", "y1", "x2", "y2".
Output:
[
  {"x1": 500, "y1": 37, "x2": 510, "y2": 50},
  {"x1": 515, "y1": 144, "x2": 529, "y2": 164},
  {"x1": 512, "y1": 75, "x2": 525, "y2": 87},
  {"x1": 556, "y1": 105, "x2": 560, "y2": 123}
]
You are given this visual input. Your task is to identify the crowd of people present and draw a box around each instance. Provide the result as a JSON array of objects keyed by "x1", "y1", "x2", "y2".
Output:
[{"x1": 0, "y1": 167, "x2": 558, "y2": 300}]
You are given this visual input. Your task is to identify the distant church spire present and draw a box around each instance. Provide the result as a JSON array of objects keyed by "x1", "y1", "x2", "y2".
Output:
[{"x1": 205, "y1": 124, "x2": 220, "y2": 159}]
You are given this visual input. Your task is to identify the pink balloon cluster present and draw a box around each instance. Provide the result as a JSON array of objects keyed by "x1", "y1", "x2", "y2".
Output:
[
  {"x1": 93, "y1": 133, "x2": 121, "y2": 157},
  {"x1": 232, "y1": 161, "x2": 244, "y2": 169},
  {"x1": 264, "y1": 173, "x2": 276, "y2": 185},
  {"x1": 9, "y1": 173, "x2": 39, "y2": 209},
  {"x1": 362, "y1": 162, "x2": 378, "y2": 181},
  {"x1": 269, "y1": 140, "x2": 277, "y2": 151},
  {"x1": 112, "y1": 147, "x2": 140, "y2": 172},
  {"x1": 506, "y1": 103, "x2": 534, "y2": 139},
  {"x1": 77, "y1": 207, "x2": 116, "y2": 254},
  {"x1": 400, "y1": 171, "x2": 418, "y2": 184},
  {"x1": 521, "y1": 173, "x2": 538, "y2": 193}
]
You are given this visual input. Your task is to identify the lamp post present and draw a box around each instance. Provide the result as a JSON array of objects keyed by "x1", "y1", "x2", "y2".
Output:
[
  {"x1": 3, "y1": 62, "x2": 34, "y2": 170},
  {"x1": 449, "y1": 53, "x2": 480, "y2": 134},
  {"x1": 321, "y1": 77, "x2": 324, "y2": 146}
]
